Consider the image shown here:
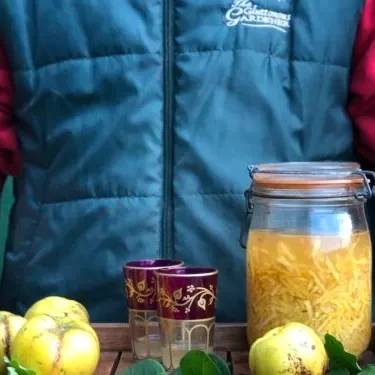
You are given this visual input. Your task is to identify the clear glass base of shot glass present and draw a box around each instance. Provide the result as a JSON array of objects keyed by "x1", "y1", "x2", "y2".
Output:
[
  {"x1": 159, "y1": 317, "x2": 215, "y2": 370},
  {"x1": 129, "y1": 309, "x2": 162, "y2": 360}
]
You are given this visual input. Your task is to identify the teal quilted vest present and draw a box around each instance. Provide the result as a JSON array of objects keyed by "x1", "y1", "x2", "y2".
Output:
[{"x1": 0, "y1": 0, "x2": 365, "y2": 322}]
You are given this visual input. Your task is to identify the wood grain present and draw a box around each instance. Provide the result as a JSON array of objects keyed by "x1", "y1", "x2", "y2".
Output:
[
  {"x1": 92, "y1": 323, "x2": 375, "y2": 375},
  {"x1": 114, "y1": 352, "x2": 134, "y2": 374},
  {"x1": 230, "y1": 352, "x2": 250, "y2": 375},
  {"x1": 93, "y1": 323, "x2": 375, "y2": 352},
  {"x1": 93, "y1": 323, "x2": 248, "y2": 352},
  {"x1": 93, "y1": 323, "x2": 132, "y2": 352},
  {"x1": 94, "y1": 351, "x2": 121, "y2": 375},
  {"x1": 112, "y1": 350, "x2": 228, "y2": 374}
]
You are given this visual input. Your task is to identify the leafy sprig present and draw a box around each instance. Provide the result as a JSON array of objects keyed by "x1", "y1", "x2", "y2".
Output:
[
  {"x1": 117, "y1": 351, "x2": 231, "y2": 375},
  {"x1": 4, "y1": 357, "x2": 36, "y2": 375},
  {"x1": 325, "y1": 334, "x2": 375, "y2": 375}
]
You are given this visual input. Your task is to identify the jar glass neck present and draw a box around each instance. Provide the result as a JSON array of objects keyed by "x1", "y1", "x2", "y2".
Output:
[{"x1": 251, "y1": 185, "x2": 367, "y2": 200}]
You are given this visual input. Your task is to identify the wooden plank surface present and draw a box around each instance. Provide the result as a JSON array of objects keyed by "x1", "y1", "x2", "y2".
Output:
[
  {"x1": 229, "y1": 350, "x2": 375, "y2": 375},
  {"x1": 93, "y1": 323, "x2": 375, "y2": 353},
  {"x1": 115, "y1": 352, "x2": 134, "y2": 374},
  {"x1": 230, "y1": 352, "x2": 249, "y2": 375},
  {"x1": 214, "y1": 324, "x2": 248, "y2": 351},
  {"x1": 92, "y1": 323, "x2": 375, "y2": 375},
  {"x1": 94, "y1": 324, "x2": 132, "y2": 352},
  {"x1": 94, "y1": 348, "x2": 375, "y2": 375},
  {"x1": 112, "y1": 351, "x2": 229, "y2": 374},
  {"x1": 94, "y1": 352, "x2": 121, "y2": 375},
  {"x1": 93, "y1": 323, "x2": 248, "y2": 352}
]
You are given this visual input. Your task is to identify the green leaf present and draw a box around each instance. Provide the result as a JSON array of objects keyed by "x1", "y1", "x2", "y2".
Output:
[
  {"x1": 4, "y1": 356, "x2": 36, "y2": 375},
  {"x1": 207, "y1": 353, "x2": 231, "y2": 375},
  {"x1": 116, "y1": 358, "x2": 166, "y2": 375},
  {"x1": 180, "y1": 350, "x2": 220, "y2": 375},
  {"x1": 324, "y1": 334, "x2": 362, "y2": 374},
  {"x1": 329, "y1": 370, "x2": 350, "y2": 375},
  {"x1": 359, "y1": 366, "x2": 375, "y2": 375},
  {"x1": 169, "y1": 369, "x2": 183, "y2": 375}
]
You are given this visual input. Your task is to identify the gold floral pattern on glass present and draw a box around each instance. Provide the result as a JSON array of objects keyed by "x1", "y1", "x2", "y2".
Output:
[
  {"x1": 158, "y1": 285, "x2": 216, "y2": 313},
  {"x1": 125, "y1": 278, "x2": 155, "y2": 304}
]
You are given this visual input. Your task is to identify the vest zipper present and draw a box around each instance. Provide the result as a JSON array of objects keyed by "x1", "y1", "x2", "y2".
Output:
[{"x1": 162, "y1": 0, "x2": 174, "y2": 259}]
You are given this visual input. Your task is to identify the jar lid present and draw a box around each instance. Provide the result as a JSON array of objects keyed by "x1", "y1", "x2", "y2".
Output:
[
  {"x1": 252, "y1": 162, "x2": 365, "y2": 190},
  {"x1": 247, "y1": 162, "x2": 375, "y2": 200}
]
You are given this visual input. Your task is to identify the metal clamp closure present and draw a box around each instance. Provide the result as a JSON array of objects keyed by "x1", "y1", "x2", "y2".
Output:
[
  {"x1": 239, "y1": 166, "x2": 258, "y2": 249},
  {"x1": 353, "y1": 170, "x2": 375, "y2": 200}
]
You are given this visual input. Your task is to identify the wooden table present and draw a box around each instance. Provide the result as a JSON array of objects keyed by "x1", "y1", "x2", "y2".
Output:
[{"x1": 92, "y1": 323, "x2": 375, "y2": 375}]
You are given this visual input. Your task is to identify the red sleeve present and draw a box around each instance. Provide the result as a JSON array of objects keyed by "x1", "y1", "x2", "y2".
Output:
[
  {"x1": 0, "y1": 43, "x2": 21, "y2": 190},
  {"x1": 347, "y1": 0, "x2": 375, "y2": 169}
]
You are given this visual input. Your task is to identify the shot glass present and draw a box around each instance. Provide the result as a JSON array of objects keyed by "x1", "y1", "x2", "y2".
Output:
[
  {"x1": 124, "y1": 259, "x2": 184, "y2": 360},
  {"x1": 155, "y1": 267, "x2": 219, "y2": 370}
]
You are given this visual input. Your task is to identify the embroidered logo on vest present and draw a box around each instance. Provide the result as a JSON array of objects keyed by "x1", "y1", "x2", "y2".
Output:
[{"x1": 225, "y1": 0, "x2": 291, "y2": 33}]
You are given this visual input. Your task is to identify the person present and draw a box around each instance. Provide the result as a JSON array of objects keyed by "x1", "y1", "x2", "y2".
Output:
[{"x1": 0, "y1": 0, "x2": 374, "y2": 323}]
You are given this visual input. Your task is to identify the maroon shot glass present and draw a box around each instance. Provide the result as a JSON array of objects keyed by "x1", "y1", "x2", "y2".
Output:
[
  {"x1": 155, "y1": 267, "x2": 219, "y2": 370},
  {"x1": 123, "y1": 259, "x2": 184, "y2": 360}
]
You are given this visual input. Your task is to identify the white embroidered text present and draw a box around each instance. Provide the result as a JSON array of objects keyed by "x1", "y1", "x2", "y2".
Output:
[{"x1": 225, "y1": 0, "x2": 291, "y2": 33}]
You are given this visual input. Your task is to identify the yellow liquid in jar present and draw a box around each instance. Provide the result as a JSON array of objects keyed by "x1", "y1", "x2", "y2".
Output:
[{"x1": 246, "y1": 230, "x2": 372, "y2": 356}]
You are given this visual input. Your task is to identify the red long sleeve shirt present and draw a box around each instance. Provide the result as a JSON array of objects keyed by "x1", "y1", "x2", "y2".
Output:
[
  {"x1": 0, "y1": 2, "x2": 374, "y2": 187},
  {"x1": 348, "y1": 0, "x2": 375, "y2": 169},
  {"x1": 0, "y1": 44, "x2": 21, "y2": 190}
]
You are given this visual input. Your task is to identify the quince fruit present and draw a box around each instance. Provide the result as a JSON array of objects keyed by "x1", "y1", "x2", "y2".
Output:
[
  {"x1": 249, "y1": 322, "x2": 327, "y2": 375},
  {"x1": 25, "y1": 296, "x2": 90, "y2": 324},
  {"x1": 11, "y1": 314, "x2": 100, "y2": 375},
  {"x1": 0, "y1": 311, "x2": 27, "y2": 374}
]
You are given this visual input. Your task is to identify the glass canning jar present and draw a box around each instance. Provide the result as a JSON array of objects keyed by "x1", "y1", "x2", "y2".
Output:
[{"x1": 239, "y1": 162, "x2": 374, "y2": 357}]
